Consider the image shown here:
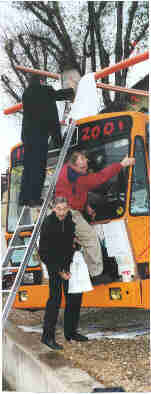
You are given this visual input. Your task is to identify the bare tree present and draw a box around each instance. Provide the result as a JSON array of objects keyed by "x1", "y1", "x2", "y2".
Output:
[
  {"x1": 1, "y1": 1, "x2": 149, "y2": 108},
  {"x1": 1, "y1": 20, "x2": 57, "y2": 102}
]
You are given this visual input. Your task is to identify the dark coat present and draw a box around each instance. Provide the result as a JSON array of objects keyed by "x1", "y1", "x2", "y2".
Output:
[
  {"x1": 19, "y1": 84, "x2": 74, "y2": 203},
  {"x1": 38, "y1": 211, "x2": 75, "y2": 273},
  {"x1": 21, "y1": 84, "x2": 74, "y2": 142}
]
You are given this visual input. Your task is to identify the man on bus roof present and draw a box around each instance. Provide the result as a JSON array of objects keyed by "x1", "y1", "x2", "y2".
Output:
[{"x1": 19, "y1": 74, "x2": 75, "y2": 208}]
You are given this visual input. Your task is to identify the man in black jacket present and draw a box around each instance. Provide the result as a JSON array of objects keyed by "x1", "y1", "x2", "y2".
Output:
[
  {"x1": 38, "y1": 197, "x2": 88, "y2": 350},
  {"x1": 19, "y1": 74, "x2": 75, "y2": 207}
]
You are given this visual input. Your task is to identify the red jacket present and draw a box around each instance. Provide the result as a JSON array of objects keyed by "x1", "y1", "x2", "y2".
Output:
[{"x1": 55, "y1": 162, "x2": 122, "y2": 212}]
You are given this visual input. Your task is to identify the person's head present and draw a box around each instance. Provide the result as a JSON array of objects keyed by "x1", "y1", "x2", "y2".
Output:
[
  {"x1": 51, "y1": 197, "x2": 70, "y2": 221},
  {"x1": 69, "y1": 150, "x2": 88, "y2": 174}
]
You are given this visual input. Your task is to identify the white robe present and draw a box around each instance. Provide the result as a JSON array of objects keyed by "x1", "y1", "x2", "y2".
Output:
[{"x1": 69, "y1": 72, "x2": 99, "y2": 121}]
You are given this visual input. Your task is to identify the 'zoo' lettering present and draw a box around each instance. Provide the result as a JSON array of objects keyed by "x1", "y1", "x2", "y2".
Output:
[{"x1": 81, "y1": 120, "x2": 124, "y2": 141}]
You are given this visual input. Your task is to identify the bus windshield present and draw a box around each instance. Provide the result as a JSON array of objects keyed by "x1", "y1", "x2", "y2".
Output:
[
  {"x1": 85, "y1": 137, "x2": 129, "y2": 220},
  {"x1": 7, "y1": 136, "x2": 130, "y2": 231},
  {"x1": 7, "y1": 114, "x2": 134, "y2": 230}
]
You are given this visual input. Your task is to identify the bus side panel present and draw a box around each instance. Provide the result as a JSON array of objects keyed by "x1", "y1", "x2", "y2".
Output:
[
  {"x1": 81, "y1": 281, "x2": 142, "y2": 308},
  {"x1": 141, "y1": 279, "x2": 150, "y2": 310},
  {"x1": 13, "y1": 285, "x2": 50, "y2": 309},
  {"x1": 126, "y1": 216, "x2": 150, "y2": 262}
]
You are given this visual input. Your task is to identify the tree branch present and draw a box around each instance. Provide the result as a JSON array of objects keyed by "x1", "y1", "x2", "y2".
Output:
[
  {"x1": 93, "y1": 4, "x2": 111, "y2": 106},
  {"x1": 1, "y1": 74, "x2": 21, "y2": 101},
  {"x1": 122, "y1": 2, "x2": 138, "y2": 83},
  {"x1": 88, "y1": 3, "x2": 96, "y2": 71}
]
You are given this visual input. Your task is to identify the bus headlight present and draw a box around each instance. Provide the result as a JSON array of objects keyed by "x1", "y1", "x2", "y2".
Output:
[
  {"x1": 18, "y1": 290, "x2": 28, "y2": 302},
  {"x1": 109, "y1": 288, "x2": 122, "y2": 300},
  {"x1": 116, "y1": 206, "x2": 124, "y2": 215}
]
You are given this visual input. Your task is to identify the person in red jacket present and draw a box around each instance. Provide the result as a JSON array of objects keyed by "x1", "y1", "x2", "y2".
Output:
[{"x1": 55, "y1": 150, "x2": 135, "y2": 285}]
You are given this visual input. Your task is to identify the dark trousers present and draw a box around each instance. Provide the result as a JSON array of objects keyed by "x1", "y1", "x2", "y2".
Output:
[
  {"x1": 43, "y1": 272, "x2": 83, "y2": 339},
  {"x1": 19, "y1": 135, "x2": 48, "y2": 204}
]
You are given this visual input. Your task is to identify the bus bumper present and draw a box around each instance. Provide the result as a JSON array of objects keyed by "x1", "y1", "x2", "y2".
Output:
[{"x1": 12, "y1": 279, "x2": 150, "y2": 310}]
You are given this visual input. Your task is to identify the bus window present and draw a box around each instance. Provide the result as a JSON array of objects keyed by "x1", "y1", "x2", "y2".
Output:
[
  {"x1": 62, "y1": 126, "x2": 78, "y2": 146},
  {"x1": 7, "y1": 165, "x2": 55, "y2": 232},
  {"x1": 8, "y1": 166, "x2": 24, "y2": 232},
  {"x1": 48, "y1": 127, "x2": 78, "y2": 151},
  {"x1": 8, "y1": 236, "x2": 40, "y2": 269},
  {"x1": 48, "y1": 135, "x2": 61, "y2": 151},
  {"x1": 42, "y1": 167, "x2": 56, "y2": 201},
  {"x1": 5, "y1": 235, "x2": 42, "y2": 286},
  {"x1": 85, "y1": 137, "x2": 129, "y2": 220},
  {"x1": 130, "y1": 136, "x2": 150, "y2": 215}
]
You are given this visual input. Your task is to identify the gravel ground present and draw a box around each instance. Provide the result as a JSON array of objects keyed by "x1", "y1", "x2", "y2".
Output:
[{"x1": 7, "y1": 307, "x2": 150, "y2": 393}]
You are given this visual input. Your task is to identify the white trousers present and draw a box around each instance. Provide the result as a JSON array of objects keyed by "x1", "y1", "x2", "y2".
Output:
[{"x1": 71, "y1": 210, "x2": 103, "y2": 277}]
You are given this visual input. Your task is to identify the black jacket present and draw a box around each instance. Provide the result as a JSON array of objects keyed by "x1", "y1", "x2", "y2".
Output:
[
  {"x1": 21, "y1": 85, "x2": 74, "y2": 142},
  {"x1": 38, "y1": 211, "x2": 75, "y2": 273}
]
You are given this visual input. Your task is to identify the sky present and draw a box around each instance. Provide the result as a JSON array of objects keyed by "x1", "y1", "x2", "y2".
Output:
[
  {"x1": 0, "y1": 109, "x2": 21, "y2": 171},
  {"x1": 0, "y1": 1, "x2": 149, "y2": 172},
  {"x1": 0, "y1": 2, "x2": 23, "y2": 172}
]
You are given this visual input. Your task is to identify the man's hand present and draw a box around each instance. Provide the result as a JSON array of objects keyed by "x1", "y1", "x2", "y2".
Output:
[
  {"x1": 68, "y1": 77, "x2": 78, "y2": 91},
  {"x1": 59, "y1": 271, "x2": 71, "y2": 280},
  {"x1": 73, "y1": 237, "x2": 81, "y2": 248},
  {"x1": 121, "y1": 155, "x2": 135, "y2": 168},
  {"x1": 86, "y1": 204, "x2": 96, "y2": 221}
]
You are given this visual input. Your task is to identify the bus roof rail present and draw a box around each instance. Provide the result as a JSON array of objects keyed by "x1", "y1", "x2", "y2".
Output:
[{"x1": 3, "y1": 51, "x2": 149, "y2": 115}]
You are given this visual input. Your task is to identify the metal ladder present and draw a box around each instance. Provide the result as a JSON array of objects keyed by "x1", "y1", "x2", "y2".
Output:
[{"x1": 2, "y1": 120, "x2": 76, "y2": 328}]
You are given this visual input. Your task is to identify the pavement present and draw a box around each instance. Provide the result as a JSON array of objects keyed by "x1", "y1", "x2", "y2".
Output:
[
  {"x1": 2, "y1": 307, "x2": 150, "y2": 392},
  {"x1": 2, "y1": 319, "x2": 103, "y2": 393}
]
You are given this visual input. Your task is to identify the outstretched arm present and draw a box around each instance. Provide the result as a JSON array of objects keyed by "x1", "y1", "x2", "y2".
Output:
[
  {"x1": 54, "y1": 78, "x2": 76, "y2": 101},
  {"x1": 78, "y1": 156, "x2": 135, "y2": 191}
]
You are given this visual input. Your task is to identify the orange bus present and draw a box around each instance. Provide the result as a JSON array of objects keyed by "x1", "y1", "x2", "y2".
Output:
[{"x1": 4, "y1": 110, "x2": 150, "y2": 310}]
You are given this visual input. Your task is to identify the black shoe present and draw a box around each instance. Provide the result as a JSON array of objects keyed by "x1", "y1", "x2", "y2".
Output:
[
  {"x1": 29, "y1": 199, "x2": 44, "y2": 208},
  {"x1": 65, "y1": 332, "x2": 88, "y2": 342},
  {"x1": 41, "y1": 337, "x2": 63, "y2": 350},
  {"x1": 91, "y1": 273, "x2": 112, "y2": 286}
]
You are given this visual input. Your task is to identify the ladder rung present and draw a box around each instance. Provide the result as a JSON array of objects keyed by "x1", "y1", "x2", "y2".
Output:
[
  {"x1": 10, "y1": 245, "x2": 27, "y2": 251},
  {"x1": 2, "y1": 267, "x2": 19, "y2": 271},
  {"x1": 17, "y1": 224, "x2": 35, "y2": 232},
  {"x1": 2, "y1": 291, "x2": 19, "y2": 295},
  {"x1": 2, "y1": 245, "x2": 27, "y2": 264}
]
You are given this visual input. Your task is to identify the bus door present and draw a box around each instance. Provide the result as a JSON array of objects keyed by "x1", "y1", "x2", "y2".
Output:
[{"x1": 125, "y1": 131, "x2": 150, "y2": 308}]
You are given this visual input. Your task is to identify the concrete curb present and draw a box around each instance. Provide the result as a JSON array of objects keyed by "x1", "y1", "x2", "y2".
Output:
[{"x1": 3, "y1": 321, "x2": 103, "y2": 392}]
